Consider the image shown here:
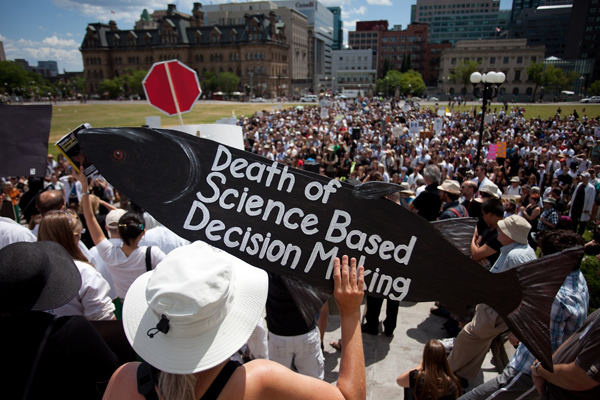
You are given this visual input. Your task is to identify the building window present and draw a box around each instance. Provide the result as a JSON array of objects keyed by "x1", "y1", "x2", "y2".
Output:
[
  {"x1": 503, "y1": 57, "x2": 509, "y2": 64},
  {"x1": 514, "y1": 70, "x2": 521, "y2": 81},
  {"x1": 490, "y1": 57, "x2": 496, "y2": 64},
  {"x1": 516, "y1": 56, "x2": 523, "y2": 64}
]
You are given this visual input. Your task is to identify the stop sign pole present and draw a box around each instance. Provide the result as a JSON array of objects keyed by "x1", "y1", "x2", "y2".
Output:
[
  {"x1": 143, "y1": 60, "x2": 202, "y2": 125},
  {"x1": 165, "y1": 62, "x2": 184, "y2": 125}
]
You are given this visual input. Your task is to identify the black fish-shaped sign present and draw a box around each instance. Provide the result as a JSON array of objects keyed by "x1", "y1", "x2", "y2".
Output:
[{"x1": 79, "y1": 127, "x2": 582, "y2": 371}]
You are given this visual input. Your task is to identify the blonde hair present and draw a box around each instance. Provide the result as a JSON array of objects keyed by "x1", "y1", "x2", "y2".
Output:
[
  {"x1": 89, "y1": 194, "x2": 100, "y2": 214},
  {"x1": 38, "y1": 210, "x2": 88, "y2": 263},
  {"x1": 157, "y1": 372, "x2": 197, "y2": 400}
]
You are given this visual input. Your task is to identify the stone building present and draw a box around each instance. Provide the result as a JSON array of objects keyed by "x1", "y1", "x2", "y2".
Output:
[
  {"x1": 81, "y1": 3, "x2": 290, "y2": 98},
  {"x1": 438, "y1": 39, "x2": 546, "y2": 101},
  {"x1": 202, "y1": 1, "x2": 309, "y2": 95}
]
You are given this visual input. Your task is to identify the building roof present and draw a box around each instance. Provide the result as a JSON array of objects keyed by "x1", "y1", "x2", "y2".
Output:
[{"x1": 82, "y1": 13, "x2": 287, "y2": 50}]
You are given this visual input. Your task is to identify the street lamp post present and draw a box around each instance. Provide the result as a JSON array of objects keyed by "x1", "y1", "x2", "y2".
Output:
[
  {"x1": 470, "y1": 71, "x2": 506, "y2": 164},
  {"x1": 580, "y1": 75, "x2": 586, "y2": 97},
  {"x1": 385, "y1": 76, "x2": 389, "y2": 98},
  {"x1": 249, "y1": 72, "x2": 254, "y2": 98},
  {"x1": 540, "y1": 86, "x2": 544, "y2": 103}
]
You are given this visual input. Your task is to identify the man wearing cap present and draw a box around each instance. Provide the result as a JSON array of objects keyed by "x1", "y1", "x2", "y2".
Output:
[
  {"x1": 463, "y1": 229, "x2": 589, "y2": 400},
  {"x1": 538, "y1": 197, "x2": 558, "y2": 233},
  {"x1": 569, "y1": 172, "x2": 595, "y2": 235},
  {"x1": 448, "y1": 215, "x2": 536, "y2": 386},
  {"x1": 439, "y1": 180, "x2": 468, "y2": 219},
  {"x1": 506, "y1": 177, "x2": 522, "y2": 196}
]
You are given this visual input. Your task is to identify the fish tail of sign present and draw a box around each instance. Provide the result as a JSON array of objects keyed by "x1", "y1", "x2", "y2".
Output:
[{"x1": 492, "y1": 247, "x2": 584, "y2": 373}]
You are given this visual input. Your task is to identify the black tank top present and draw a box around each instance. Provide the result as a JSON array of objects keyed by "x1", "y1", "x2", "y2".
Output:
[{"x1": 137, "y1": 360, "x2": 241, "y2": 400}]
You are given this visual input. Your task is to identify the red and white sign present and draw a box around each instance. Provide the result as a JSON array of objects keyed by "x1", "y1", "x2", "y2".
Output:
[{"x1": 143, "y1": 60, "x2": 202, "y2": 117}]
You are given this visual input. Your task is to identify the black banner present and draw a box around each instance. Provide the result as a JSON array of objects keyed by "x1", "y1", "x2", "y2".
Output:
[{"x1": 0, "y1": 105, "x2": 52, "y2": 177}]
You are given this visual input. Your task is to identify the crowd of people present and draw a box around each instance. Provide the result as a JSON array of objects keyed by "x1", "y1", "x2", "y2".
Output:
[{"x1": 1, "y1": 97, "x2": 600, "y2": 399}]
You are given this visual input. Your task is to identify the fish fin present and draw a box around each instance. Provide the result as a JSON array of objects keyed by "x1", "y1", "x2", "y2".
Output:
[
  {"x1": 281, "y1": 276, "x2": 332, "y2": 327},
  {"x1": 430, "y1": 218, "x2": 478, "y2": 257},
  {"x1": 352, "y1": 182, "x2": 405, "y2": 200},
  {"x1": 493, "y1": 246, "x2": 584, "y2": 372}
]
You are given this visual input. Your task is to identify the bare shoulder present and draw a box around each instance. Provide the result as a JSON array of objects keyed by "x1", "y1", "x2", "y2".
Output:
[
  {"x1": 103, "y1": 362, "x2": 143, "y2": 400},
  {"x1": 224, "y1": 359, "x2": 345, "y2": 400}
]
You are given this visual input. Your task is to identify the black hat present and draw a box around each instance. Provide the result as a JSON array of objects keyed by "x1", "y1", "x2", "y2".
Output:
[{"x1": 0, "y1": 241, "x2": 81, "y2": 312}]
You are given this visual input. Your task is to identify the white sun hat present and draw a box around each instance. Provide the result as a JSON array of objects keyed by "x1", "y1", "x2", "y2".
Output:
[{"x1": 123, "y1": 241, "x2": 268, "y2": 374}]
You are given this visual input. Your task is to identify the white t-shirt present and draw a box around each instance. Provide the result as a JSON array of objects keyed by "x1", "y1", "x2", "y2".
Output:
[
  {"x1": 506, "y1": 185, "x2": 522, "y2": 196},
  {"x1": 140, "y1": 226, "x2": 191, "y2": 255},
  {"x1": 0, "y1": 217, "x2": 36, "y2": 250},
  {"x1": 51, "y1": 260, "x2": 115, "y2": 321},
  {"x1": 95, "y1": 238, "x2": 166, "y2": 299}
]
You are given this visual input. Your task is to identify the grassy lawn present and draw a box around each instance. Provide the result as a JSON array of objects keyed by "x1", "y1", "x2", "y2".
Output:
[
  {"x1": 48, "y1": 101, "x2": 600, "y2": 156},
  {"x1": 48, "y1": 101, "x2": 295, "y2": 155}
]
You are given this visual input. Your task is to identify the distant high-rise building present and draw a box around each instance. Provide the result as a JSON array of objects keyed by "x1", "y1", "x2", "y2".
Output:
[
  {"x1": 510, "y1": 0, "x2": 571, "y2": 21},
  {"x1": 37, "y1": 61, "x2": 59, "y2": 77},
  {"x1": 331, "y1": 49, "x2": 377, "y2": 92},
  {"x1": 410, "y1": 0, "x2": 509, "y2": 44},
  {"x1": 328, "y1": 7, "x2": 343, "y2": 50},
  {"x1": 349, "y1": 22, "x2": 451, "y2": 85},
  {"x1": 508, "y1": 4, "x2": 572, "y2": 58},
  {"x1": 272, "y1": 0, "x2": 334, "y2": 91},
  {"x1": 0, "y1": 42, "x2": 5, "y2": 61},
  {"x1": 565, "y1": 0, "x2": 600, "y2": 81}
]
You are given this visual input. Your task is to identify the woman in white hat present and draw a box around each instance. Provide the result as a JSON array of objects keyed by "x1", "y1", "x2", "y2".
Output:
[{"x1": 103, "y1": 242, "x2": 366, "y2": 400}]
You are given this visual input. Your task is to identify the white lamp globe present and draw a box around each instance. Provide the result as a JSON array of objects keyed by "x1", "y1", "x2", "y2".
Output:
[
  {"x1": 470, "y1": 72, "x2": 482, "y2": 84},
  {"x1": 481, "y1": 73, "x2": 488, "y2": 83},
  {"x1": 497, "y1": 72, "x2": 506, "y2": 84},
  {"x1": 487, "y1": 72, "x2": 498, "y2": 83}
]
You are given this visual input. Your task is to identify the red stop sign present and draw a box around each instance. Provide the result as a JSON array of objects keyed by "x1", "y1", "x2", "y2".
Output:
[{"x1": 143, "y1": 60, "x2": 202, "y2": 116}]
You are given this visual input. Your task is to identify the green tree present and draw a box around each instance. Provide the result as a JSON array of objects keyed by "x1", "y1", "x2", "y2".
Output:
[
  {"x1": 525, "y1": 61, "x2": 546, "y2": 102},
  {"x1": 0, "y1": 61, "x2": 49, "y2": 96},
  {"x1": 217, "y1": 72, "x2": 240, "y2": 96},
  {"x1": 74, "y1": 76, "x2": 87, "y2": 94},
  {"x1": 552, "y1": 70, "x2": 579, "y2": 100},
  {"x1": 122, "y1": 68, "x2": 148, "y2": 98},
  {"x1": 589, "y1": 80, "x2": 600, "y2": 96},
  {"x1": 380, "y1": 59, "x2": 393, "y2": 79},
  {"x1": 202, "y1": 71, "x2": 218, "y2": 93},
  {"x1": 450, "y1": 60, "x2": 480, "y2": 95},
  {"x1": 385, "y1": 70, "x2": 403, "y2": 96},
  {"x1": 402, "y1": 53, "x2": 412, "y2": 73},
  {"x1": 98, "y1": 76, "x2": 125, "y2": 99},
  {"x1": 399, "y1": 70, "x2": 426, "y2": 96}
]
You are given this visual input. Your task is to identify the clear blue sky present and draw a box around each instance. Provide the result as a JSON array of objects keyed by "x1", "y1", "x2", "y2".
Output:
[{"x1": 0, "y1": 0, "x2": 514, "y2": 73}]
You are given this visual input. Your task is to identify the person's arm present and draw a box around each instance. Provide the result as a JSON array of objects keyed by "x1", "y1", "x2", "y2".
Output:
[
  {"x1": 471, "y1": 243, "x2": 498, "y2": 262},
  {"x1": 98, "y1": 198, "x2": 117, "y2": 211},
  {"x1": 397, "y1": 362, "x2": 421, "y2": 388},
  {"x1": 75, "y1": 170, "x2": 106, "y2": 246},
  {"x1": 242, "y1": 256, "x2": 366, "y2": 400},
  {"x1": 532, "y1": 361, "x2": 599, "y2": 392},
  {"x1": 522, "y1": 206, "x2": 541, "y2": 221}
]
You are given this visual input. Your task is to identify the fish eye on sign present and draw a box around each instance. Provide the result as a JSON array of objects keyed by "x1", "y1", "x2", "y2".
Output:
[{"x1": 182, "y1": 144, "x2": 416, "y2": 301}]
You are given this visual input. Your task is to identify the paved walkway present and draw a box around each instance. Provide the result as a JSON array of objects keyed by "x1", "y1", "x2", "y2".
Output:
[{"x1": 322, "y1": 300, "x2": 515, "y2": 399}]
